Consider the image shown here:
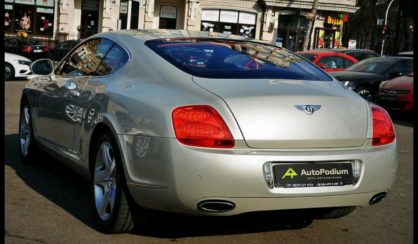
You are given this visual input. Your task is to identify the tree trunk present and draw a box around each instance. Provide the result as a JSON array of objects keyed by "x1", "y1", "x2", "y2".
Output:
[{"x1": 302, "y1": 0, "x2": 320, "y2": 51}]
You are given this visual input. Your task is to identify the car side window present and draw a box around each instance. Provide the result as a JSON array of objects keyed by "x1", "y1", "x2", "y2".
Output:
[
  {"x1": 333, "y1": 56, "x2": 347, "y2": 68},
  {"x1": 388, "y1": 60, "x2": 413, "y2": 75},
  {"x1": 95, "y1": 43, "x2": 129, "y2": 76},
  {"x1": 342, "y1": 57, "x2": 354, "y2": 68},
  {"x1": 318, "y1": 56, "x2": 338, "y2": 69},
  {"x1": 57, "y1": 38, "x2": 113, "y2": 77}
]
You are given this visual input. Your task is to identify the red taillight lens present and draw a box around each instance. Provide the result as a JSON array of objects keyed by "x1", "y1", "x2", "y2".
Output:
[
  {"x1": 43, "y1": 47, "x2": 49, "y2": 52},
  {"x1": 372, "y1": 105, "x2": 395, "y2": 146},
  {"x1": 22, "y1": 46, "x2": 32, "y2": 53},
  {"x1": 172, "y1": 105, "x2": 235, "y2": 148}
]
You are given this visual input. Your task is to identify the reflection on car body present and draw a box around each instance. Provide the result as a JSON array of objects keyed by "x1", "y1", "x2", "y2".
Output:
[{"x1": 19, "y1": 29, "x2": 397, "y2": 234}]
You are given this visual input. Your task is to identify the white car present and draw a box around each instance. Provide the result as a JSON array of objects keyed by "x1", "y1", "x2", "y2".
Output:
[{"x1": 4, "y1": 52, "x2": 32, "y2": 80}]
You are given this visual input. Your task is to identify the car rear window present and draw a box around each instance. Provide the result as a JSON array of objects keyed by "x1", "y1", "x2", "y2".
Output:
[
  {"x1": 345, "y1": 57, "x2": 398, "y2": 73},
  {"x1": 145, "y1": 39, "x2": 332, "y2": 81}
]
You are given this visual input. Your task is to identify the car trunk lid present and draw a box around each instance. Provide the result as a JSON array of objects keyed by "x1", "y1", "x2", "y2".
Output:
[{"x1": 193, "y1": 77, "x2": 369, "y2": 149}]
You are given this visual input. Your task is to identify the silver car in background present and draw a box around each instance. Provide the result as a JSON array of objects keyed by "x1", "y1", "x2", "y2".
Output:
[{"x1": 20, "y1": 29, "x2": 398, "y2": 233}]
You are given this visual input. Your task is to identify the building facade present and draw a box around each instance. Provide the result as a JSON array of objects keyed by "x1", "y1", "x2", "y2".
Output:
[{"x1": 4, "y1": 0, "x2": 358, "y2": 51}]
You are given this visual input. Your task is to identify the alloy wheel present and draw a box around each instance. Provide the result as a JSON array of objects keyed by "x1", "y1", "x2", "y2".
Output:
[
  {"x1": 94, "y1": 142, "x2": 117, "y2": 221},
  {"x1": 357, "y1": 89, "x2": 373, "y2": 102},
  {"x1": 5, "y1": 64, "x2": 12, "y2": 80},
  {"x1": 19, "y1": 105, "x2": 31, "y2": 157}
]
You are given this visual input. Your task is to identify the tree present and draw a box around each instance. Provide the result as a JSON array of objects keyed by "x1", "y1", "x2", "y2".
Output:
[
  {"x1": 344, "y1": 0, "x2": 413, "y2": 54},
  {"x1": 302, "y1": 0, "x2": 319, "y2": 51}
]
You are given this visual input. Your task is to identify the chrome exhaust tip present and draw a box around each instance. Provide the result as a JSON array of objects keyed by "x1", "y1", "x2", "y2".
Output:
[
  {"x1": 369, "y1": 192, "x2": 387, "y2": 205},
  {"x1": 197, "y1": 200, "x2": 236, "y2": 213}
]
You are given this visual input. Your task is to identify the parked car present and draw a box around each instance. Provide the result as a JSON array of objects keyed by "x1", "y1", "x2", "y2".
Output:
[
  {"x1": 48, "y1": 40, "x2": 80, "y2": 61},
  {"x1": 331, "y1": 56, "x2": 413, "y2": 101},
  {"x1": 334, "y1": 49, "x2": 380, "y2": 61},
  {"x1": 4, "y1": 36, "x2": 49, "y2": 60},
  {"x1": 22, "y1": 30, "x2": 397, "y2": 233},
  {"x1": 4, "y1": 52, "x2": 32, "y2": 80},
  {"x1": 297, "y1": 50, "x2": 358, "y2": 72},
  {"x1": 376, "y1": 73, "x2": 414, "y2": 112}
]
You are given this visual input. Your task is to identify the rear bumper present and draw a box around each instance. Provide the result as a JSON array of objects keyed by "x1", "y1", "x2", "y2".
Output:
[
  {"x1": 119, "y1": 136, "x2": 398, "y2": 215},
  {"x1": 127, "y1": 186, "x2": 386, "y2": 215}
]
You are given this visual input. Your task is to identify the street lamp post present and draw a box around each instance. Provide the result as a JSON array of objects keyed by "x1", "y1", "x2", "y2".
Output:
[{"x1": 380, "y1": 0, "x2": 396, "y2": 56}]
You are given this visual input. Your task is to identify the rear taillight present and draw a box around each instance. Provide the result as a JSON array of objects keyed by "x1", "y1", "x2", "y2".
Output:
[
  {"x1": 22, "y1": 46, "x2": 32, "y2": 53},
  {"x1": 372, "y1": 105, "x2": 395, "y2": 146},
  {"x1": 172, "y1": 105, "x2": 235, "y2": 148},
  {"x1": 43, "y1": 47, "x2": 49, "y2": 52}
]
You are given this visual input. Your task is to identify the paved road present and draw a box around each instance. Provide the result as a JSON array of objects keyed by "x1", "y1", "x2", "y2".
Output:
[{"x1": 5, "y1": 80, "x2": 413, "y2": 244}]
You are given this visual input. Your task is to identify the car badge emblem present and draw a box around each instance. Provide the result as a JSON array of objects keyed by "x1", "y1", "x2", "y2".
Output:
[{"x1": 295, "y1": 105, "x2": 321, "y2": 115}]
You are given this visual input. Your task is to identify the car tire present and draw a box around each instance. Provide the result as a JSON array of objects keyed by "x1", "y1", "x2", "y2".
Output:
[
  {"x1": 355, "y1": 86, "x2": 373, "y2": 102},
  {"x1": 91, "y1": 132, "x2": 135, "y2": 233},
  {"x1": 312, "y1": 207, "x2": 356, "y2": 219},
  {"x1": 19, "y1": 99, "x2": 40, "y2": 164},
  {"x1": 5, "y1": 63, "x2": 15, "y2": 81}
]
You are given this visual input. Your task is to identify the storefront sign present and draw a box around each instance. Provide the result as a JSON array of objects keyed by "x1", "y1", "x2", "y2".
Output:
[
  {"x1": 160, "y1": 6, "x2": 177, "y2": 19},
  {"x1": 37, "y1": 7, "x2": 53, "y2": 14},
  {"x1": 326, "y1": 16, "x2": 343, "y2": 26},
  {"x1": 120, "y1": 2, "x2": 128, "y2": 14},
  {"x1": 348, "y1": 39, "x2": 357, "y2": 49},
  {"x1": 202, "y1": 10, "x2": 219, "y2": 21},
  {"x1": 238, "y1": 12, "x2": 256, "y2": 25},
  {"x1": 36, "y1": 0, "x2": 54, "y2": 7},
  {"x1": 15, "y1": 0, "x2": 36, "y2": 5},
  {"x1": 220, "y1": 10, "x2": 238, "y2": 23},
  {"x1": 5, "y1": 4, "x2": 13, "y2": 10}
]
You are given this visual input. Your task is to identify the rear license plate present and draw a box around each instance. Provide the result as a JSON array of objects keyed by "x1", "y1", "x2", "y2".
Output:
[
  {"x1": 273, "y1": 162, "x2": 353, "y2": 188},
  {"x1": 33, "y1": 49, "x2": 42, "y2": 53}
]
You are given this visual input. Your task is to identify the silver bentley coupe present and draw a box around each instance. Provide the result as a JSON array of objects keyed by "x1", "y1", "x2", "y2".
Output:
[{"x1": 20, "y1": 29, "x2": 398, "y2": 233}]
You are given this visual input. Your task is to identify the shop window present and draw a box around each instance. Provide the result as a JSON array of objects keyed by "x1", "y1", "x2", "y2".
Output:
[
  {"x1": 276, "y1": 14, "x2": 308, "y2": 51},
  {"x1": 119, "y1": 0, "x2": 128, "y2": 29},
  {"x1": 5, "y1": 1, "x2": 54, "y2": 37},
  {"x1": 201, "y1": 9, "x2": 256, "y2": 38},
  {"x1": 36, "y1": 7, "x2": 53, "y2": 36},
  {"x1": 201, "y1": 21, "x2": 220, "y2": 33},
  {"x1": 14, "y1": 4, "x2": 35, "y2": 33},
  {"x1": 237, "y1": 12, "x2": 256, "y2": 38},
  {"x1": 5, "y1": 4, "x2": 13, "y2": 32},
  {"x1": 80, "y1": 11, "x2": 99, "y2": 38},
  {"x1": 220, "y1": 23, "x2": 238, "y2": 35},
  {"x1": 315, "y1": 29, "x2": 336, "y2": 49},
  {"x1": 159, "y1": 5, "x2": 177, "y2": 29}
]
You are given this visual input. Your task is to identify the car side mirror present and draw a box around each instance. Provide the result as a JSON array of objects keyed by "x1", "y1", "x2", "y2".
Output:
[
  {"x1": 317, "y1": 63, "x2": 326, "y2": 69},
  {"x1": 31, "y1": 59, "x2": 54, "y2": 75}
]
